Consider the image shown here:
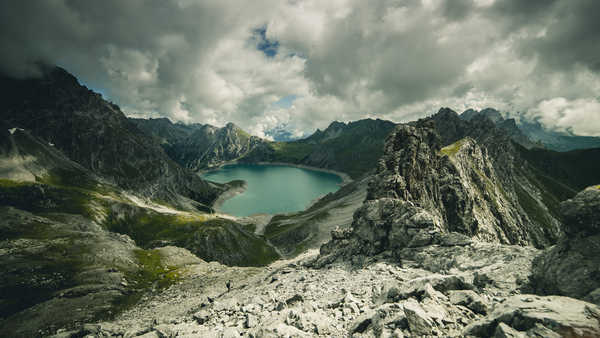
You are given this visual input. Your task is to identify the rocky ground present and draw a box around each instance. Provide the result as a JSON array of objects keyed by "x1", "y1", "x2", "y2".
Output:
[{"x1": 54, "y1": 236, "x2": 600, "y2": 337}]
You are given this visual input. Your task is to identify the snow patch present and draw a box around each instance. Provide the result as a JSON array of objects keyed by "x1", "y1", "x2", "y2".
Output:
[
  {"x1": 8, "y1": 127, "x2": 24, "y2": 135},
  {"x1": 123, "y1": 192, "x2": 185, "y2": 215}
]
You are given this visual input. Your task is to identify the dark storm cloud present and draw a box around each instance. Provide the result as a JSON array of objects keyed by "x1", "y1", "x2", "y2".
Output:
[
  {"x1": 0, "y1": 0, "x2": 598, "y2": 136},
  {"x1": 524, "y1": 1, "x2": 600, "y2": 72},
  {"x1": 439, "y1": 0, "x2": 473, "y2": 21}
]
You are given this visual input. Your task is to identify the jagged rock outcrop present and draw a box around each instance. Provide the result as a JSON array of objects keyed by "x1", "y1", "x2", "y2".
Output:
[
  {"x1": 244, "y1": 119, "x2": 397, "y2": 178},
  {"x1": 465, "y1": 295, "x2": 600, "y2": 337},
  {"x1": 531, "y1": 185, "x2": 600, "y2": 304},
  {"x1": 132, "y1": 116, "x2": 397, "y2": 179},
  {"x1": 0, "y1": 66, "x2": 223, "y2": 209},
  {"x1": 460, "y1": 108, "x2": 541, "y2": 150},
  {"x1": 462, "y1": 107, "x2": 600, "y2": 152},
  {"x1": 317, "y1": 118, "x2": 562, "y2": 265},
  {"x1": 181, "y1": 123, "x2": 265, "y2": 170},
  {"x1": 131, "y1": 118, "x2": 267, "y2": 171},
  {"x1": 0, "y1": 207, "x2": 136, "y2": 337}
]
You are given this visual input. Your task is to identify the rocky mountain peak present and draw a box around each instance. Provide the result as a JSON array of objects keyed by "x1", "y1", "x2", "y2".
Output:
[
  {"x1": 225, "y1": 122, "x2": 239, "y2": 130},
  {"x1": 0, "y1": 67, "x2": 223, "y2": 209},
  {"x1": 317, "y1": 116, "x2": 563, "y2": 265}
]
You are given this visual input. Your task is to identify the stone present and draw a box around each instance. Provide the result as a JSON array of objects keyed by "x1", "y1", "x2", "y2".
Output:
[
  {"x1": 245, "y1": 313, "x2": 258, "y2": 328},
  {"x1": 286, "y1": 293, "x2": 304, "y2": 305},
  {"x1": 193, "y1": 310, "x2": 210, "y2": 324},
  {"x1": 349, "y1": 310, "x2": 375, "y2": 333},
  {"x1": 221, "y1": 327, "x2": 240, "y2": 338},
  {"x1": 464, "y1": 295, "x2": 600, "y2": 337},
  {"x1": 532, "y1": 187, "x2": 600, "y2": 302},
  {"x1": 448, "y1": 290, "x2": 488, "y2": 314},
  {"x1": 403, "y1": 299, "x2": 435, "y2": 336},
  {"x1": 493, "y1": 323, "x2": 525, "y2": 338}
]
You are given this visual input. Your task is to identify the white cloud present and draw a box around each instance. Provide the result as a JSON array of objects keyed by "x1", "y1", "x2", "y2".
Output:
[{"x1": 527, "y1": 98, "x2": 600, "y2": 136}]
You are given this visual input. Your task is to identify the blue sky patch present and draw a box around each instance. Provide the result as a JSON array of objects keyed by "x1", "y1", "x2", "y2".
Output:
[
  {"x1": 253, "y1": 26, "x2": 279, "y2": 58},
  {"x1": 273, "y1": 94, "x2": 297, "y2": 109}
]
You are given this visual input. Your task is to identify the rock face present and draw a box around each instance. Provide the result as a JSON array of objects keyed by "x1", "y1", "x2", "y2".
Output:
[
  {"x1": 135, "y1": 117, "x2": 397, "y2": 179},
  {"x1": 461, "y1": 107, "x2": 600, "y2": 152},
  {"x1": 532, "y1": 186, "x2": 600, "y2": 304},
  {"x1": 0, "y1": 66, "x2": 222, "y2": 209},
  {"x1": 460, "y1": 108, "x2": 541, "y2": 150},
  {"x1": 0, "y1": 207, "x2": 137, "y2": 337},
  {"x1": 465, "y1": 295, "x2": 600, "y2": 337},
  {"x1": 317, "y1": 117, "x2": 563, "y2": 265},
  {"x1": 179, "y1": 123, "x2": 265, "y2": 170},
  {"x1": 131, "y1": 118, "x2": 266, "y2": 171},
  {"x1": 244, "y1": 119, "x2": 397, "y2": 178}
]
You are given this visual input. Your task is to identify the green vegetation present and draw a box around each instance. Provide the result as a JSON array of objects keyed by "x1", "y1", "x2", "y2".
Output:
[
  {"x1": 440, "y1": 138, "x2": 466, "y2": 157},
  {"x1": 0, "y1": 221, "x2": 87, "y2": 319},
  {"x1": 515, "y1": 184, "x2": 554, "y2": 231},
  {"x1": 0, "y1": 179, "x2": 95, "y2": 218},
  {"x1": 0, "y1": 178, "x2": 32, "y2": 188},
  {"x1": 243, "y1": 119, "x2": 396, "y2": 179},
  {"x1": 265, "y1": 210, "x2": 329, "y2": 239},
  {"x1": 270, "y1": 141, "x2": 314, "y2": 162},
  {"x1": 107, "y1": 248, "x2": 184, "y2": 319},
  {"x1": 105, "y1": 209, "x2": 279, "y2": 266},
  {"x1": 519, "y1": 145, "x2": 600, "y2": 191}
]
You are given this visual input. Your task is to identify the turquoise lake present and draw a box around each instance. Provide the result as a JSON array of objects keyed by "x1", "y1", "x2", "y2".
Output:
[{"x1": 201, "y1": 164, "x2": 343, "y2": 217}]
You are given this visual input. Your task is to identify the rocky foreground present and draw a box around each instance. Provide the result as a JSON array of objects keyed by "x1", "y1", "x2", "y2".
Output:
[{"x1": 56, "y1": 237, "x2": 599, "y2": 337}]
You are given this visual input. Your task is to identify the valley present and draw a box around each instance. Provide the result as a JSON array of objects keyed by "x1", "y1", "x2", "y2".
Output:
[{"x1": 1, "y1": 67, "x2": 600, "y2": 337}]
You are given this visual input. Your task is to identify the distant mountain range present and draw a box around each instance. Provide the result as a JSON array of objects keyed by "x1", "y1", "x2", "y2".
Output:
[
  {"x1": 131, "y1": 117, "x2": 397, "y2": 179},
  {"x1": 460, "y1": 107, "x2": 600, "y2": 152}
]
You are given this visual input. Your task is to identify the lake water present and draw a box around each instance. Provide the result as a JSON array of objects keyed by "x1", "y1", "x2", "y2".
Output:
[{"x1": 201, "y1": 164, "x2": 343, "y2": 217}]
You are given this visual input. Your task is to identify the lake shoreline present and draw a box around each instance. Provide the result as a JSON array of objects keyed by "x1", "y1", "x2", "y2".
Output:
[
  {"x1": 211, "y1": 181, "x2": 247, "y2": 211},
  {"x1": 202, "y1": 162, "x2": 350, "y2": 217}
]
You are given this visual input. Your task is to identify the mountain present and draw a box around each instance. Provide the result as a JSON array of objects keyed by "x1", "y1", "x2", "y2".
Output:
[
  {"x1": 243, "y1": 119, "x2": 397, "y2": 178},
  {"x1": 461, "y1": 107, "x2": 600, "y2": 151},
  {"x1": 130, "y1": 118, "x2": 266, "y2": 171},
  {"x1": 460, "y1": 108, "x2": 541, "y2": 149},
  {"x1": 0, "y1": 66, "x2": 223, "y2": 210},
  {"x1": 519, "y1": 119, "x2": 600, "y2": 151},
  {"x1": 133, "y1": 117, "x2": 397, "y2": 179}
]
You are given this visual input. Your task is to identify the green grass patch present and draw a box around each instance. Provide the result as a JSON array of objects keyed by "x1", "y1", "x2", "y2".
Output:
[
  {"x1": 0, "y1": 178, "x2": 34, "y2": 188},
  {"x1": 105, "y1": 209, "x2": 279, "y2": 266},
  {"x1": 515, "y1": 184, "x2": 554, "y2": 230},
  {"x1": 0, "y1": 179, "x2": 94, "y2": 218},
  {"x1": 270, "y1": 142, "x2": 314, "y2": 162},
  {"x1": 440, "y1": 138, "x2": 466, "y2": 157},
  {"x1": 108, "y1": 248, "x2": 183, "y2": 318}
]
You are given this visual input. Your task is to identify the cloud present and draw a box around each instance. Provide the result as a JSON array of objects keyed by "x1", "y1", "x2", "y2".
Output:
[
  {"x1": 0, "y1": 0, "x2": 599, "y2": 137},
  {"x1": 526, "y1": 98, "x2": 600, "y2": 137}
]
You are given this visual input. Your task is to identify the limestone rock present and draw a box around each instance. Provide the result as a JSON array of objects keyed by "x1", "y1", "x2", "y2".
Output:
[
  {"x1": 464, "y1": 295, "x2": 600, "y2": 337},
  {"x1": 532, "y1": 186, "x2": 600, "y2": 303},
  {"x1": 448, "y1": 290, "x2": 488, "y2": 314},
  {"x1": 403, "y1": 299, "x2": 436, "y2": 336}
]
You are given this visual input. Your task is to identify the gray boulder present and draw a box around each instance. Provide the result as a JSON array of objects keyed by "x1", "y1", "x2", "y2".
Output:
[
  {"x1": 465, "y1": 295, "x2": 600, "y2": 337},
  {"x1": 532, "y1": 186, "x2": 600, "y2": 303}
]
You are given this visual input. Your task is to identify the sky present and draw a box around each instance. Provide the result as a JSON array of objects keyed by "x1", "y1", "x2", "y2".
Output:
[{"x1": 1, "y1": 0, "x2": 600, "y2": 138}]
